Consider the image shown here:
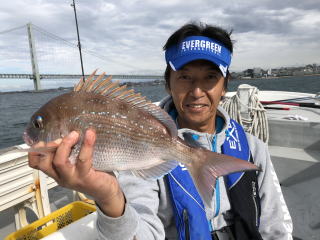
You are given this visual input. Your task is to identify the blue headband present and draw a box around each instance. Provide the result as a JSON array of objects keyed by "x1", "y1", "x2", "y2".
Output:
[{"x1": 165, "y1": 36, "x2": 232, "y2": 77}]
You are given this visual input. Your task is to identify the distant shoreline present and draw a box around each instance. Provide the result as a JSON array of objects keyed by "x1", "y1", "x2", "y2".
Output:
[
  {"x1": 232, "y1": 73, "x2": 320, "y2": 81},
  {"x1": 0, "y1": 80, "x2": 164, "y2": 94},
  {"x1": 0, "y1": 74, "x2": 319, "y2": 94}
]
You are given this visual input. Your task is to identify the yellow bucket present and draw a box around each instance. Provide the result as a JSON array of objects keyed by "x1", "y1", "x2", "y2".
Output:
[{"x1": 5, "y1": 201, "x2": 96, "y2": 240}]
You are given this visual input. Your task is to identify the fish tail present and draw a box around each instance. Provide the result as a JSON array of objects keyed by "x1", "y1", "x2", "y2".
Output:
[{"x1": 187, "y1": 148, "x2": 260, "y2": 208}]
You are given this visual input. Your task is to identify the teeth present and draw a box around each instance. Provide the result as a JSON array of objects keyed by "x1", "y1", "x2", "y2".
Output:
[{"x1": 189, "y1": 104, "x2": 204, "y2": 108}]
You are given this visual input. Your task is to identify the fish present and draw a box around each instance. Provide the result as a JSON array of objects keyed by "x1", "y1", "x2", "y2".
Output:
[{"x1": 23, "y1": 70, "x2": 259, "y2": 207}]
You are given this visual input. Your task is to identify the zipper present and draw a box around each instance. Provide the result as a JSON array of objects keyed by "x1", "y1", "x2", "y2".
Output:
[
  {"x1": 252, "y1": 181, "x2": 259, "y2": 227},
  {"x1": 183, "y1": 209, "x2": 190, "y2": 240}
]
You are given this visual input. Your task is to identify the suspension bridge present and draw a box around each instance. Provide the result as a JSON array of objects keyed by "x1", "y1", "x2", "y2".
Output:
[
  {"x1": 0, "y1": 73, "x2": 163, "y2": 80},
  {"x1": 0, "y1": 23, "x2": 163, "y2": 91}
]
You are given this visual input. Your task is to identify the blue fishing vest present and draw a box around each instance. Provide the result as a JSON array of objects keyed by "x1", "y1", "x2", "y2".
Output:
[{"x1": 166, "y1": 118, "x2": 261, "y2": 240}]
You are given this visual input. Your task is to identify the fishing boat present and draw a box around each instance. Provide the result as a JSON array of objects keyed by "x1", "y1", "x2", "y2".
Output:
[
  {"x1": 226, "y1": 87, "x2": 320, "y2": 240},
  {"x1": 1, "y1": 85, "x2": 319, "y2": 239}
]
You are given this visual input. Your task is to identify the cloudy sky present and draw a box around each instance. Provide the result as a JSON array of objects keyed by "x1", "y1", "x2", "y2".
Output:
[{"x1": 0, "y1": 0, "x2": 319, "y2": 90}]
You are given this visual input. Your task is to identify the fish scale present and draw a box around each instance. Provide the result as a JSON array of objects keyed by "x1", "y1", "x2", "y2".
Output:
[
  {"x1": 65, "y1": 102, "x2": 174, "y2": 171},
  {"x1": 23, "y1": 71, "x2": 260, "y2": 209}
]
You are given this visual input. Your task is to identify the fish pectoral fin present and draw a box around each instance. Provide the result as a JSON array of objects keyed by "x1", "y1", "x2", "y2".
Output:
[
  {"x1": 131, "y1": 160, "x2": 178, "y2": 180},
  {"x1": 68, "y1": 142, "x2": 82, "y2": 164},
  {"x1": 13, "y1": 146, "x2": 58, "y2": 153}
]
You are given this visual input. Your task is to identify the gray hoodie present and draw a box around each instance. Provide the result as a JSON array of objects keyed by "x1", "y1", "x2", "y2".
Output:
[{"x1": 96, "y1": 96, "x2": 293, "y2": 240}]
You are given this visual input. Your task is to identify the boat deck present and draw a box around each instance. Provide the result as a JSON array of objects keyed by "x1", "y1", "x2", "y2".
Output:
[{"x1": 227, "y1": 90, "x2": 320, "y2": 239}]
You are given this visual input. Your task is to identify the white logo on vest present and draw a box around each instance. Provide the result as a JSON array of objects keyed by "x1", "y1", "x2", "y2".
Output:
[
  {"x1": 179, "y1": 163, "x2": 188, "y2": 171},
  {"x1": 226, "y1": 121, "x2": 242, "y2": 151}
]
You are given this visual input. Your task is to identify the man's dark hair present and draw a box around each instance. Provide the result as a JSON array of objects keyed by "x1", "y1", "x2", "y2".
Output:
[{"x1": 163, "y1": 22, "x2": 234, "y2": 90}]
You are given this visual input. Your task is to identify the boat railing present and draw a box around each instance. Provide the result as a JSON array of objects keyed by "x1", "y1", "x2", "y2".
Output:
[{"x1": 0, "y1": 144, "x2": 57, "y2": 229}]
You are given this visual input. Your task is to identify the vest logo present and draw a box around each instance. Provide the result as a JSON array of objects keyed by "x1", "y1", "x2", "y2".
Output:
[
  {"x1": 179, "y1": 163, "x2": 188, "y2": 171},
  {"x1": 226, "y1": 121, "x2": 242, "y2": 151}
]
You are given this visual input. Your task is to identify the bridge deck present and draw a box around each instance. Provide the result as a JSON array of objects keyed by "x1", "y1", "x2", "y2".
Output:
[{"x1": 0, "y1": 74, "x2": 163, "y2": 80}]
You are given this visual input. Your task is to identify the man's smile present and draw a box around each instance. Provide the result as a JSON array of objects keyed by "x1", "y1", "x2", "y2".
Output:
[{"x1": 185, "y1": 103, "x2": 209, "y2": 112}]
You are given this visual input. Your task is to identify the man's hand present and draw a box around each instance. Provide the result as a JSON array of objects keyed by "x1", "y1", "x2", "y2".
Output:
[{"x1": 28, "y1": 129, "x2": 125, "y2": 217}]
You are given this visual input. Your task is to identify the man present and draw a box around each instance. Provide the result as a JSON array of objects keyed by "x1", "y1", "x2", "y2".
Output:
[{"x1": 28, "y1": 22, "x2": 293, "y2": 239}]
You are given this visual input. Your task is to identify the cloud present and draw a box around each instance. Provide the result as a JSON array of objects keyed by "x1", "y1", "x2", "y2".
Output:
[{"x1": 0, "y1": 0, "x2": 319, "y2": 81}]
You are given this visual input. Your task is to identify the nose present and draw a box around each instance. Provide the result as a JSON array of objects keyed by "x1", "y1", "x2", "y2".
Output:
[{"x1": 190, "y1": 83, "x2": 205, "y2": 98}]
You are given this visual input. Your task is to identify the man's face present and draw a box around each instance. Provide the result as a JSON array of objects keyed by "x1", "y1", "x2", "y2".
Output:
[{"x1": 167, "y1": 60, "x2": 226, "y2": 133}]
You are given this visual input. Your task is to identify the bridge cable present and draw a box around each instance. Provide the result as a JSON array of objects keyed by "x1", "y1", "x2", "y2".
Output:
[
  {"x1": 0, "y1": 24, "x2": 26, "y2": 35},
  {"x1": 31, "y1": 23, "x2": 141, "y2": 70}
]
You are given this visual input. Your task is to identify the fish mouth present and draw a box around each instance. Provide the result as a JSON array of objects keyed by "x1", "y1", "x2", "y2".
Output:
[{"x1": 23, "y1": 132, "x2": 34, "y2": 146}]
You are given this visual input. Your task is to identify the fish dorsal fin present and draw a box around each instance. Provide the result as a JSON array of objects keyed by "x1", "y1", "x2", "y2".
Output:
[{"x1": 73, "y1": 71, "x2": 178, "y2": 137}]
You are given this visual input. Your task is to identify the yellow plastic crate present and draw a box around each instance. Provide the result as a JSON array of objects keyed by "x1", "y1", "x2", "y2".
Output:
[{"x1": 5, "y1": 201, "x2": 96, "y2": 240}]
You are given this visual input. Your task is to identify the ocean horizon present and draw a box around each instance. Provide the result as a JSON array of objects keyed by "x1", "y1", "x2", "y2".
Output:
[{"x1": 0, "y1": 74, "x2": 319, "y2": 149}]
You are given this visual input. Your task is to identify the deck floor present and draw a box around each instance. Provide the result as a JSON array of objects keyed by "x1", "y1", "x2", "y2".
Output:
[
  {"x1": 273, "y1": 157, "x2": 320, "y2": 240},
  {"x1": 1, "y1": 176, "x2": 319, "y2": 239}
]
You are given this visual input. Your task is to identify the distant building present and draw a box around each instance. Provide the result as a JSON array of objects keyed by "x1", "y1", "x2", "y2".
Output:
[
  {"x1": 267, "y1": 68, "x2": 272, "y2": 76},
  {"x1": 234, "y1": 63, "x2": 319, "y2": 78}
]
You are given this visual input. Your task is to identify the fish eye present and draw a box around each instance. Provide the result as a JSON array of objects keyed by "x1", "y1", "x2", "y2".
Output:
[{"x1": 33, "y1": 116, "x2": 44, "y2": 129}]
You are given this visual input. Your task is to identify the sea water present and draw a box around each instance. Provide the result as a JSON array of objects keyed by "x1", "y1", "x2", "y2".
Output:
[{"x1": 0, "y1": 75, "x2": 319, "y2": 149}]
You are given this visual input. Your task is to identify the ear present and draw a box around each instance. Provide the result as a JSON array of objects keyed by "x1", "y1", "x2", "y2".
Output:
[
  {"x1": 221, "y1": 88, "x2": 226, "y2": 97},
  {"x1": 221, "y1": 75, "x2": 230, "y2": 97},
  {"x1": 164, "y1": 65, "x2": 172, "y2": 95}
]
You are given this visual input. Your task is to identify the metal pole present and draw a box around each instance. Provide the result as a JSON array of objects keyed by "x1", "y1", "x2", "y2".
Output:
[
  {"x1": 27, "y1": 23, "x2": 41, "y2": 91},
  {"x1": 71, "y1": 0, "x2": 85, "y2": 81}
]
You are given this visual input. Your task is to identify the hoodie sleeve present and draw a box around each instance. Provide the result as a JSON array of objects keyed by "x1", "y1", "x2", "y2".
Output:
[
  {"x1": 96, "y1": 172, "x2": 165, "y2": 240},
  {"x1": 246, "y1": 134, "x2": 293, "y2": 240}
]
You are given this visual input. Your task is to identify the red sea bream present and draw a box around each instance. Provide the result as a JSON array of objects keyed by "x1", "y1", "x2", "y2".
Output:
[{"x1": 23, "y1": 71, "x2": 259, "y2": 207}]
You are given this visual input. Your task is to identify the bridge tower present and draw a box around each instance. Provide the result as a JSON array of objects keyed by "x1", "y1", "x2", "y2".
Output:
[{"x1": 27, "y1": 23, "x2": 41, "y2": 91}]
